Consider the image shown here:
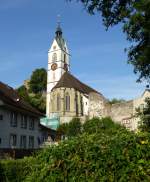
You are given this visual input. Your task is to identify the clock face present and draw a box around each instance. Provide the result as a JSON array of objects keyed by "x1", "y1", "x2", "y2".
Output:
[{"x1": 51, "y1": 63, "x2": 57, "y2": 71}]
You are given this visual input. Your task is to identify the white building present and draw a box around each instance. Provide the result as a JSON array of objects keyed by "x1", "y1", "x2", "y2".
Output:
[{"x1": 0, "y1": 81, "x2": 51, "y2": 150}]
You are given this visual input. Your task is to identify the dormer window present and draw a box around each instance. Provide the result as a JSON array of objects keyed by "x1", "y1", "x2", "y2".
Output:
[{"x1": 52, "y1": 53, "x2": 57, "y2": 62}]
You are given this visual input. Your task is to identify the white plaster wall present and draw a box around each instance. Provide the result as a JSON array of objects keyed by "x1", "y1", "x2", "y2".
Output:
[{"x1": 0, "y1": 107, "x2": 42, "y2": 149}]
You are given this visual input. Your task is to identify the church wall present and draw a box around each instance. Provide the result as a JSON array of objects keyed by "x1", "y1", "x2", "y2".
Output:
[{"x1": 49, "y1": 87, "x2": 85, "y2": 124}]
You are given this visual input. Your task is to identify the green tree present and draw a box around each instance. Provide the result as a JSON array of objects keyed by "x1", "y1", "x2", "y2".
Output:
[
  {"x1": 68, "y1": 0, "x2": 150, "y2": 83},
  {"x1": 17, "y1": 68, "x2": 47, "y2": 114},
  {"x1": 29, "y1": 94, "x2": 46, "y2": 113},
  {"x1": 137, "y1": 97, "x2": 150, "y2": 132},
  {"x1": 29, "y1": 68, "x2": 47, "y2": 94},
  {"x1": 17, "y1": 85, "x2": 30, "y2": 102},
  {"x1": 109, "y1": 98, "x2": 126, "y2": 104},
  {"x1": 57, "y1": 118, "x2": 82, "y2": 139}
]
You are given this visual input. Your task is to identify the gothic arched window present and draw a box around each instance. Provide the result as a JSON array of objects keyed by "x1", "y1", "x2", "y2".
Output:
[
  {"x1": 80, "y1": 95, "x2": 83, "y2": 116},
  {"x1": 65, "y1": 93, "x2": 70, "y2": 111},
  {"x1": 52, "y1": 53, "x2": 57, "y2": 62},
  {"x1": 57, "y1": 94, "x2": 61, "y2": 111}
]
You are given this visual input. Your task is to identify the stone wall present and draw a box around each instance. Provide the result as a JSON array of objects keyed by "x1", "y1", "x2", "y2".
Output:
[
  {"x1": 89, "y1": 92, "x2": 108, "y2": 119},
  {"x1": 110, "y1": 101, "x2": 133, "y2": 123}
]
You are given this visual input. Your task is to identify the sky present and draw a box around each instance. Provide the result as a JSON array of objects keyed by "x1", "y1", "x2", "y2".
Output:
[{"x1": 0, "y1": 0, "x2": 146, "y2": 100}]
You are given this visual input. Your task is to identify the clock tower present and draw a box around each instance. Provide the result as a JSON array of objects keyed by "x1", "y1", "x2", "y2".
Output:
[{"x1": 46, "y1": 24, "x2": 70, "y2": 116}]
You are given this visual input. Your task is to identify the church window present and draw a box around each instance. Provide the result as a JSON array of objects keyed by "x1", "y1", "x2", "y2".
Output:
[
  {"x1": 52, "y1": 53, "x2": 57, "y2": 62},
  {"x1": 64, "y1": 54, "x2": 66, "y2": 63},
  {"x1": 53, "y1": 46, "x2": 56, "y2": 50},
  {"x1": 80, "y1": 96, "x2": 83, "y2": 116},
  {"x1": 75, "y1": 93, "x2": 78, "y2": 115},
  {"x1": 57, "y1": 94, "x2": 61, "y2": 111},
  {"x1": 65, "y1": 93, "x2": 70, "y2": 111}
]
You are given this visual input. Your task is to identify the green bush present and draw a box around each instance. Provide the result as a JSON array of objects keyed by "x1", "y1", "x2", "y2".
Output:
[
  {"x1": 83, "y1": 117, "x2": 120, "y2": 134},
  {"x1": 1, "y1": 118, "x2": 150, "y2": 181},
  {"x1": 0, "y1": 157, "x2": 36, "y2": 182},
  {"x1": 25, "y1": 118, "x2": 150, "y2": 181},
  {"x1": 57, "y1": 117, "x2": 82, "y2": 139}
]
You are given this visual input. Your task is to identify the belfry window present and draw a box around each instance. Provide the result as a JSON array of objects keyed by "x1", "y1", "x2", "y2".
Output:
[
  {"x1": 57, "y1": 94, "x2": 61, "y2": 111},
  {"x1": 65, "y1": 93, "x2": 70, "y2": 111},
  {"x1": 52, "y1": 53, "x2": 57, "y2": 62},
  {"x1": 64, "y1": 54, "x2": 66, "y2": 63}
]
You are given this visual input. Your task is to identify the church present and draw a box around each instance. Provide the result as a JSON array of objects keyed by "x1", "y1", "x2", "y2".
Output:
[
  {"x1": 40, "y1": 24, "x2": 150, "y2": 131},
  {"x1": 41, "y1": 24, "x2": 109, "y2": 129}
]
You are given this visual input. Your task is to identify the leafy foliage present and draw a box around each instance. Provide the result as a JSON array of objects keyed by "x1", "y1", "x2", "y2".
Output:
[
  {"x1": 17, "y1": 85, "x2": 30, "y2": 103},
  {"x1": 0, "y1": 157, "x2": 36, "y2": 182},
  {"x1": 68, "y1": 0, "x2": 150, "y2": 83},
  {"x1": 57, "y1": 117, "x2": 82, "y2": 138},
  {"x1": 109, "y1": 98, "x2": 126, "y2": 105},
  {"x1": 137, "y1": 97, "x2": 150, "y2": 132},
  {"x1": 16, "y1": 68, "x2": 46, "y2": 113},
  {"x1": 29, "y1": 93, "x2": 46, "y2": 113},
  {"x1": 1, "y1": 118, "x2": 150, "y2": 181},
  {"x1": 29, "y1": 68, "x2": 47, "y2": 94}
]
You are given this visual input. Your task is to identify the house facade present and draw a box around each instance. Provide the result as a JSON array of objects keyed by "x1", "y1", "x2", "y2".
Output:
[{"x1": 0, "y1": 82, "x2": 51, "y2": 149}]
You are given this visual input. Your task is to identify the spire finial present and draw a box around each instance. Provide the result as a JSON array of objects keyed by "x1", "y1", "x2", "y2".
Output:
[
  {"x1": 55, "y1": 14, "x2": 62, "y2": 37},
  {"x1": 57, "y1": 14, "x2": 61, "y2": 27}
]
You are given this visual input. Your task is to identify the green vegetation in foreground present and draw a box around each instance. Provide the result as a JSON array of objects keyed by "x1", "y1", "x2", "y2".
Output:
[{"x1": 0, "y1": 117, "x2": 150, "y2": 182}]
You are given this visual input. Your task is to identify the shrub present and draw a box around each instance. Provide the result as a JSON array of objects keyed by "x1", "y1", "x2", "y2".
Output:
[
  {"x1": 24, "y1": 118, "x2": 150, "y2": 181},
  {"x1": 83, "y1": 117, "x2": 120, "y2": 134},
  {"x1": 0, "y1": 157, "x2": 35, "y2": 182},
  {"x1": 57, "y1": 117, "x2": 82, "y2": 139},
  {"x1": 1, "y1": 118, "x2": 150, "y2": 181}
]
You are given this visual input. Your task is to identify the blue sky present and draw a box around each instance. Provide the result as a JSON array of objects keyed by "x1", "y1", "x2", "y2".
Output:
[{"x1": 0, "y1": 0, "x2": 146, "y2": 100}]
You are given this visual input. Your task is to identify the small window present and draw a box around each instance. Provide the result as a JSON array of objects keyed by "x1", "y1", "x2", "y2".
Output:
[
  {"x1": 20, "y1": 135, "x2": 27, "y2": 149},
  {"x1": 10, "y1": 112, "x2": 17, "y2": 127},
  {"x1": 10, "y1": 134, "x2": 17, "y2": 148},
  {"x1": 0, "y1": 115, "x2": 3, "y2": 120},
  {"x1": 29, "y1": 136, "x2": 34, "y2": 149},
  {"x1": 29, "y1": 118, "x2": 34, "y2": 130},
  {"x1": 21, "y1": 115, "x2": 27, "y2": 129}
]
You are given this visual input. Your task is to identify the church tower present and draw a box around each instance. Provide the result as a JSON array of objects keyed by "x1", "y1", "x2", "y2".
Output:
[{"x1": 46, "y1": 24, "x2": 70, "y2": 116}]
